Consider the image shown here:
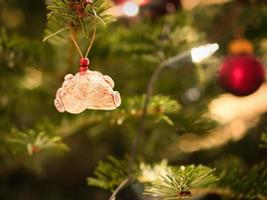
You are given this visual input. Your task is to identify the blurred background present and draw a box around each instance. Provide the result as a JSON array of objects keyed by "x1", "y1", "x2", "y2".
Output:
[{"x1": 0, "y1": 0, "x2": 267, "y2": 199}]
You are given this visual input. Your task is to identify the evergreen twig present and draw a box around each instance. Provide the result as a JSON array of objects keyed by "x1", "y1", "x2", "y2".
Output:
[
  {"x1": 42, "y1": 27, "x2": 69, "y2": 42},
  {"x1": 43, "y1": 0, "x2": 110, "y2": 44},
  {"x1": 144, "y1": 165, "x2": 218, "y2": 199},
  {"x1": 217, "y1": 162, "x2": 267, "y2": 199},
  {"x1": 88, "y1": 158, "x2": 218, "y2": 199},
  {"x1": 260, "y1": 133, "x2": 267, "y2": 148},
  {"x1": 109, "y1": 177, "x2": 131, "y2": 200},
  {"x1": 110, "y1": 51, "x2": 200, "y2": 199}
]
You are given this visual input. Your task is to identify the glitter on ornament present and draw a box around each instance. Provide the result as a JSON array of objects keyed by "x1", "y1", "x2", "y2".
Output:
[{"x1": 54, "y1": 58, "x2": 121, "y2": 114}]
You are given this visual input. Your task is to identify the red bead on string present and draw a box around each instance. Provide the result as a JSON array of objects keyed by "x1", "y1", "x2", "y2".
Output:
[{"x1": 79, "y1": 57, "x2": 90, "y2": 72}]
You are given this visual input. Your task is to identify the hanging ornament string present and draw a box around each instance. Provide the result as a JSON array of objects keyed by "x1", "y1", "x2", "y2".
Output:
[
  {"x1": 85, "y1": 20, "x2": 97, "y2": 58},
  {"x1": 54, "y1": 18, "x2": 121, "y2": 114},
  {"x1": 43, "y1": 0, "x2": 121, "y2": 114},
  {"x1": 69, "y1": 20, "x2": 97, "y2": 59},
  {"x1": 70, "y1": 28, "x2": 83, "y2": 58}
]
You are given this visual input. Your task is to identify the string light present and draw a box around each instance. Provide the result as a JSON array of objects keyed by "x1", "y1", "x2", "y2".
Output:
[
  {"x1": 122, "y1": 1, "x2": 140, "y2": 17},
  {"x1": 191, "y1": 43, "x2": 219, "y2": 63}
]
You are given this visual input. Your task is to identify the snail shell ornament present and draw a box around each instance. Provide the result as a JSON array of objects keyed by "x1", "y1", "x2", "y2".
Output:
[{"x1": 54, "y1": 58, "x2": 121, "y2": 114}]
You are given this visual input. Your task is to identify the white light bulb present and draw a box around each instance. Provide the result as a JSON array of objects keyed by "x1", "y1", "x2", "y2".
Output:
[
  {"x1": 191, "y1": 43, "x2": 219, "y2": 63},
  {"x1": 122, "y1": 1, "x2": 139, "y2": 17}
]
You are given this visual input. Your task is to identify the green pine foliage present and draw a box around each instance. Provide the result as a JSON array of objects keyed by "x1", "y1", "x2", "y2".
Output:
[
  {"x1": 87, "y1": 156, "x2": 132, "y2": 191},
  {"x1": 88, "y1": 157, "x2": 218, "y2": 199},
  {"x1": 218, "y1": 163, "x2": 267, "y2": 199},
  {"x1": 260, "y1": 133, "x2": 267, "y2": 148},
  {"x1": 7, "y1": 129, "x2": 68, "y2": 155},
  {"x1": 144, "y1": 165, "x2": 218, "y2": 199},
  {"x1": 109, "y1": 95, "x2": 181, "y2": 126},
  {"x1": 87, "y1": 156, "x2": 218, "y2": 200},
  {"x1": 0, "y1": 28, "x2": 42, "y2": 69},
  {"x1": 0, "y1": 0, "x2": 267, "y2": 199},
  {"x1": 43, "y1": 0, "x2": 111, "y2": 44}
]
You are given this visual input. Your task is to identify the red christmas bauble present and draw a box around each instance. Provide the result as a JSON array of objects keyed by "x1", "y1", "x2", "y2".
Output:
[
  {"x1": 219, "y1": 54, "x2": 265, "y2": 96},
  {"x1": 114, "y1": 0, "x2": 150, "y2": 5}
]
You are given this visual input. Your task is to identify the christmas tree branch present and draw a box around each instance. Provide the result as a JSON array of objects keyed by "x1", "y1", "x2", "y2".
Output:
[
  {"x1": 43, "y1": 0, "x2": 110, "y2": 44},
  {"x1": 217, "y1": 162, "x2": 267, "y2": 199},
  {"x1": 42, "y1": 27, "x2": 69, "y2": 42},
  {"x1": 143, "y1": 165, "x2": 218, "y2": 199},
  {"x1": 109, "y1": 177, "x2": 131, "y2": 200},
  {"x1": 110, "y1": 51, "x2": 191, "y2": 199},
  {"x1": 109, "y1": 62, "x2": 166, "y2": 199},
  {"x1": 129, "y1": 51, "x2": 191, "y2": 173},
  {"x1": 89, "y1": 158, "x2": 217, "y2": 199},
  {"x1": 260, "y1": 133, "x2": 267, "y2": 148},
  {"x1": 128, "y1": 62, "x2": 165, "y2": 173}
]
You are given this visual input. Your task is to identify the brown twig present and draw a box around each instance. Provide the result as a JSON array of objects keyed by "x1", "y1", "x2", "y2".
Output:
[
  {"x1": 109, "y1": 177, "x2": 131, "y2": 200},
  {"x1": 109, "y1": 51, "x2": 190, "y2": 199},
  {"x1": 128, "y1": 63, "x2": 166, "y2": 174},
  {"x1": 108, "y1": 63, "x2": 165, "y2": 200}
]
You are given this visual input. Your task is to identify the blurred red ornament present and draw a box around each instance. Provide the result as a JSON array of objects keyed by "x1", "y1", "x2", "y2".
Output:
[
  {"x1": 114, "y1": 0, "x2": 149, "y2": 5},
  {"x1": 219, "y1": 55, "x2": 265, "y2": 96},
  {"x1": 114, "y1": 0, "x2": 124, "y2": 4},
  {"x1": 135, "y1": 0, "x2": 150, "y2": 6}
]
